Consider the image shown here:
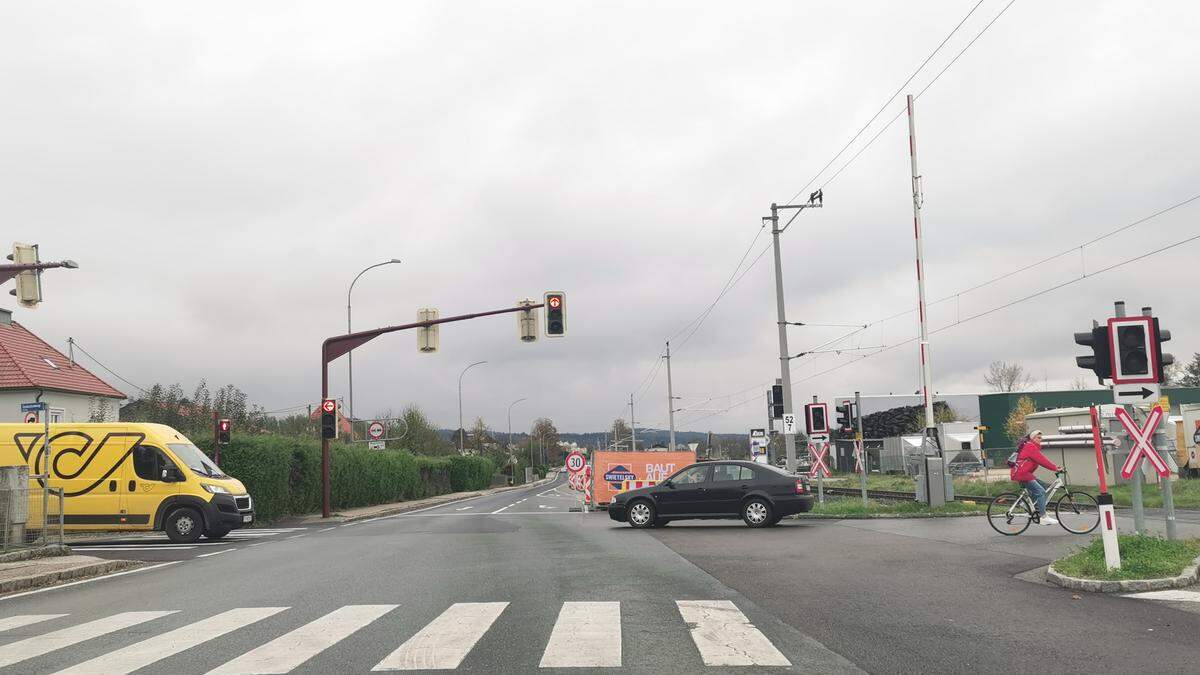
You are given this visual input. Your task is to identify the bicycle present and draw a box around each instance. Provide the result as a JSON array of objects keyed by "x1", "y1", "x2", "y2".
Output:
[{"x1": 987, "y1": 470, "x2": 1099, "y2": 536}]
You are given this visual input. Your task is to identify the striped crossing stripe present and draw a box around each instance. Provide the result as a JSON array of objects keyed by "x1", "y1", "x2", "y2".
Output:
[
  {"x1": 210, "y1": 605, "x2": 397, "y2": 674},
  {"x1": 676, "y1": 600, "x2": 791, "y2": 667},
  {"x1": 539, "y1": 601, "x2": 621, "y2": 668},
  {"x1": 372, "y1": 602, "x2": 508, "y2": 671},
  {"x1": 0, "y1": 611, "x2": 177, "y2": 669}
]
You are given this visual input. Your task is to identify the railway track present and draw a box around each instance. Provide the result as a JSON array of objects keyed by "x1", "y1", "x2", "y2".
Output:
[{"x1": 821, "y1": 486, "x2": 992, "y2": 503}]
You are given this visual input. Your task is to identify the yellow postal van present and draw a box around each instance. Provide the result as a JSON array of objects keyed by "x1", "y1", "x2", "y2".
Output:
[{"x1": 0, "y1": 422, "x2": 254, "y2": 543}]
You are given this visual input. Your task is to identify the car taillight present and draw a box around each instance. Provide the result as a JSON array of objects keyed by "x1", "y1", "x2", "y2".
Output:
[{"x1": 795, "y1": 479, "x2": 807, "y2": 494}]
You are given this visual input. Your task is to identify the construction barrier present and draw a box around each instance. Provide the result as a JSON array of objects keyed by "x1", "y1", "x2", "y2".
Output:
[
  {"x1": 583, "y1": 465, "x2": 593, "y2": 506},
  {"x1": 591, "y1": 451, "x2": 696, "y2": 506},
  {"x1": 618, "y1": 479, "x2": 658, "y2": 493}
]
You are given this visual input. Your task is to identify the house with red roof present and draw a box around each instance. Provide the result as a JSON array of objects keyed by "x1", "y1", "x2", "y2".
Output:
[{"x1": 0, "y1": 308, "x2": 126, "y2": 423}]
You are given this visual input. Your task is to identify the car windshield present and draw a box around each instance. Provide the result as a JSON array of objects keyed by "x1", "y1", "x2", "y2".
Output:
[{"x1": 167, "y1": 443, "x2": 226, "y2": 478}]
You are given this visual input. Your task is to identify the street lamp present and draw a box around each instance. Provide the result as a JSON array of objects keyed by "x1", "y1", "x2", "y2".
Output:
[
  {"x1": 458, "y1": 360, "x2": 488, "y2": 453},
  {"x1": 507, "y1": 397, "x2": 527, "y2": 469},
  {"x1": 346, "y1": 259, "x2": 402, "y2": 422}
]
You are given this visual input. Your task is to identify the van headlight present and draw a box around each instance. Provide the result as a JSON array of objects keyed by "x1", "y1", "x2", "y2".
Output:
[{"x1": 201, "y1": 483, "x2": 230, "y2": 494}]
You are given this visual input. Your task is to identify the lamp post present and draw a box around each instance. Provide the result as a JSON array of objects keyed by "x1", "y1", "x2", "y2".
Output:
[
  {"x1": 508, "y1": 397, "x2": 527, "y2": 477},
  {"x1": 346, "y1": 259, "x2": 401, "y2": 421},
  {"x1": 458, "y1": 360, "x2": 488, "y2": 453}
]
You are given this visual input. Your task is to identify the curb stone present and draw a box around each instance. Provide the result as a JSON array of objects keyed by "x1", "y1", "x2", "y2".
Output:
[
  {"x1": 1046, "y1": 554, "x2": 1200, "y2": 593},
  {"x1": 0, "y1": 545, "x2": 72, "y2": 564},
  {"x1": 0, "y1": 559, "x2": 141, "y2": 596},
  {"x1": 791, "y1": 511, "x2": 986, "y2": 520}
]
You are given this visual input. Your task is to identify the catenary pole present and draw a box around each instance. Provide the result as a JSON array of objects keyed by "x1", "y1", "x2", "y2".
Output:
[
  {"x1": 629, "y1": 394, "x2": 637, "y2": 452},
  {"x1": 769, "y1": 204, "x2": 799, "y2": 474},
  {"x1": 856, "y1": 391, "x2": 868, "y2": 507},
  {"x1": 665, "y1": 341, "x2": 677, "y2": 452}
]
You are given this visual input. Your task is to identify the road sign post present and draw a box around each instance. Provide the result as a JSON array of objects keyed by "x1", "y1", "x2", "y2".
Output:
[
  {"x1": 1090, "y1": 406, "x2": 1121, "y2": 570},
  {"x1": 856, "y1": 391, "x2": 868, "y2": 508}
]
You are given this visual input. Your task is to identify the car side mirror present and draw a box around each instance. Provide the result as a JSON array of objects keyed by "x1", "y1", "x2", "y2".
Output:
[{"x1": 664, "y1": 480, "x2": 674, "y2": 489}]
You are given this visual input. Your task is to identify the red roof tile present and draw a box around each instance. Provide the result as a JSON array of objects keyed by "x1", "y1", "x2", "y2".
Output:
[{"x1": 0, "y1": 321, "x2": 126, "y2": 399}]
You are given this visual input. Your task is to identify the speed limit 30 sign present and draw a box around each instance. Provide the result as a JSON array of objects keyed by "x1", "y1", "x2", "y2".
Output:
[{"x1": 566, "y1": 451, "x2": 586, "y2": 473}]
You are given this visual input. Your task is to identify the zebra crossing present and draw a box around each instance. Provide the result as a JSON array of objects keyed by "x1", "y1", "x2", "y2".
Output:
[{"x1": 0, "y1": 599, "x2": 792, "y2": 671}]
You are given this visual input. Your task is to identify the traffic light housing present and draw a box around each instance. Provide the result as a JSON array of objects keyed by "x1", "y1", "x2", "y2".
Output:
[
  {"x1": 805, "y1": 402, "x2": 829, "y2": 435},
  {"x1": 1074, "y1": 323, "x2": 1112, "y2": 384},
  {"x1": 217, "y1": 419, "x2": 231, "y2": 445},
  {"x1": 544, "y1": 291, "x2": 565, "y2": 337},
  {"x1": 835, "y1": 400, "x2": 853, "y2": 429},
  {"x1": 517, "y1": 299, "x2": 538, "y2": 342},
  {"x1": 7, "y1": 242, "x2": 42, "y2": 308},
  {"x1": 321, "y1": 399, "x2": 339, "y2": 439},
  {"x1": 1154, "y1": 318, "x2": 1174, "y2": 383},
  {"x1": 770, "y1": 384, "x2": 784, "y2": 419},
  {"x1": 417, "y1": 308, "x2": 440, "y2": 353}
]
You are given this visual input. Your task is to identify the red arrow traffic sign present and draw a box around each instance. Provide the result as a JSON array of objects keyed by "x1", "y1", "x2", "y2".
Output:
[
  {"x1": 321, "y1": 399, "x2": 337, "y2": 414},
  {"x1": 1116, "y1": 404, "x2": 1169, "y2": 479}
]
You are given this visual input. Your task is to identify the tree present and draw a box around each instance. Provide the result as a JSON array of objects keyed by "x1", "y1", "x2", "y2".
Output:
[
  {"x1": 984, "y1": 361, "x2": 1033, "y2": 392},
  {"x1": 1179, "y1": 353, "x2": 1200, "y2": 387},
  {"x1": 471, "y1": 417, "x2": 492, "y2": 454},
  {"x1": 531, "y1": 418, "x2": 560, "y2": 464},
  {"x1": 396, "y1": 405, "x2": 453, "y2": 455},
  {"x1": 1005, "y1": 396, "x2": 1037, "y2": 442},
  {"x1": 1069, "y1": 377, "x2": 1092, "y2": 391},
  {"x1": 609, "y1": 418, "x2": 632, "y2": 448}
]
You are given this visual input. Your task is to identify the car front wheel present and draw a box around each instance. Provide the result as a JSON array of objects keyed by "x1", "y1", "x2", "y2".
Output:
[
  {"x1": 627, "y1": 500, "x2": 656, "y2": 529},
  {"x1": 166, "y1": 507, "x2": 204, "y2": 543},
  {"x1": 742, "y1": 498, "x2": 773, "y2": 528}
]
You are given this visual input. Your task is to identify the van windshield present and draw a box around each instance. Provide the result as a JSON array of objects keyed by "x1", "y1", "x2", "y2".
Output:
[{"x1": 167, "y1": 443, "x2": 226, "y2": 478}]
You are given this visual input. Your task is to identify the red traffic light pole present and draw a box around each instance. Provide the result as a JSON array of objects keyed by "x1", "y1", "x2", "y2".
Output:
[{"x1": 319, "y1": 301, "x2": 545, "y2": 518}]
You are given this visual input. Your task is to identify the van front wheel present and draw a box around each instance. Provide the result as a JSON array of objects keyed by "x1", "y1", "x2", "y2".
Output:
[
  {"x1": 204, "y1": 526, "x2": 231, "y2": 540},
  {"x1": 165, "y1": 507, "x2": 204, "y2": 544}
]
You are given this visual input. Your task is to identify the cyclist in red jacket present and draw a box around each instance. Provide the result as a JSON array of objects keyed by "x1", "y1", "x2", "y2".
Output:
[{"x1": 1012, "y1": 430, "x2": 1061, "y2": 524}]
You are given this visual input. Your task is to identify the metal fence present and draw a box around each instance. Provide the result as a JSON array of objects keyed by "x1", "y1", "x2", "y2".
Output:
[{"x1": 0, "y1": 482, "x2": 64, "y2": 552}]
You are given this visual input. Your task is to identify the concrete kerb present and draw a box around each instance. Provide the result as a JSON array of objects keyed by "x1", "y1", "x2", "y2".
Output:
[
  {"x1": 791, "y1": 511, "x2": 986, "y2": 520},
  {"x1": 1046, "y1": 554, "x2": 1200, "y2": 593},
  {"x1": 294, "y1": 474, "x2": 558, "y2": 525},
  {"x1": 0, "y1": 544, "x2": 72, "y2": 564},
  {"x1": 0, "y1": 558, "x2": 142, "y2": 596}
]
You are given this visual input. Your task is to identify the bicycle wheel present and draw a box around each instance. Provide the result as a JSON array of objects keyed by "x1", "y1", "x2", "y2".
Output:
[
  {"x1": 1055, "y1": 491, "x2": 1100, "y2": 534},
  {"x1": 988, "y1": 492, "x2": 1033, "y2": 536}
]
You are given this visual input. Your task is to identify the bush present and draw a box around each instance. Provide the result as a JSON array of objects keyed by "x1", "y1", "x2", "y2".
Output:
[{"x1": 195, "y1": 434, "x2": 496, "y2": 523}]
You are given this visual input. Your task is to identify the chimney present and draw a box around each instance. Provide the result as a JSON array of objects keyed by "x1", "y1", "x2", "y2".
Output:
[{"x1": 0, "y1": 308, "x2": 11, "y2": 325}]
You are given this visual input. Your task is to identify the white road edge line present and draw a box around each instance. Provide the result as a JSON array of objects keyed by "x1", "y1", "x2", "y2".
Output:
[
  {"x1": 197, "y1": 549, "x2": 235, "y2": 558},
  {"x1": 318, "y1": 527, "x2": 337, "y2": 533},
  {"x1": 0, "y1": 561, "x2": 184, "y2": 602}
]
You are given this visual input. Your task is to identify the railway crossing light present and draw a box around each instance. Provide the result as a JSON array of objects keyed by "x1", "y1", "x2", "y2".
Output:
[
  {"x1": 1107, "y1": 316, "x2": 1158, "y2": 384},
  {"x1": 805, "y1": 402, "x2": 829, "y2": 436},
  {"x1": 417, "y1": 308, "x2": 439, "y2": 353},
  {"x1": 217, "y1": 419, "x2": 231, "y2": 445},
  {"x1": 7, "y1": 243, "x2": 42, "y2": 308},
  {"x1": 517, "y1": 299, "x2": 538, "y2": 342},
  {"x1": 1074, "y1": 321, "x2": 1112, "y2": 384},
  {"x1": 321, "y1": 398, "x2": 339, "y2": 439},
  {"x1": 544, "y1": 291, "x2": 565, "y2": 337}
]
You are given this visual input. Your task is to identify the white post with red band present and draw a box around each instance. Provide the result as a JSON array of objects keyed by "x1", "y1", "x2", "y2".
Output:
[{"x1": 1091, "y1": 406, "x2": 1120, "y2": 570}]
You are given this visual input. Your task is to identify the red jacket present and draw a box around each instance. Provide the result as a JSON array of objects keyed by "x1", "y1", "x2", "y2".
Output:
[{"x1": 1011, "y1": 439, "x2": 1059, "y2": 482}]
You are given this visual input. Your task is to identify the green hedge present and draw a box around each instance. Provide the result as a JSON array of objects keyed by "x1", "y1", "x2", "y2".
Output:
[{"x1": 195, "y1": 434, "x2": 494, "y2": 523}]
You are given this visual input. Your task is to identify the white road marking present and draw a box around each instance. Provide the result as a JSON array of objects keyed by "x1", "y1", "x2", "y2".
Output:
[
  {"x1": 246, "y1": 542, "x2": 268, "y2": 548},
  {"x1": 1124, "y1": 589, "x2": 1200, "y2": 602},
  {"x1": 455, "y1": 506, "x2": 473, "y2": 511},
  {"x1": 0, "y1": 611, "x2": 177, "y2": 668},
  {"x1": 373, "y1": 602, "x2": 508, "y2": 671},
  {"x1": 0, "y1": 562, "x2": 183, "y2": 602},
  {"x1": 0, "y1": 614, "x2": 68, "y2": 633},
  {"x1": 318, "y1": 527, "x2": 338, "y2": 532},
  {"x1": 396, "y1": 512, "x2": 575, "y2": 517},
  {"x1": 197, "y1": 549, "x2": 235, "y2": 558},
  {"x1": 675, "y1": 600, "x2": 790, "y2": 667},
  {"x1": 537, "y1": 505, "x2": 557, "y2": 509},
  {"x1": 209, "y1": 605, "x2": 397, "y2": 674},
  {"x1": 72, "y1": 546, "x2": 197, "y2": 551},
  {"x1": 490, "y1": 504, "x2": 516, "y2": 514},
  {"x1": 56, "y1": 607, "x2": 288, "y2": 674},
  {"x1": 286, "y1": 534, "x2": 307, "y2": 540},
  {"x1": 539, "y1": 601, "x2": 621, "y2": 668}
]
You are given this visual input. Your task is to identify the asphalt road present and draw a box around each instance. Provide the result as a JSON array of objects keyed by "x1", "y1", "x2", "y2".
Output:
[{"x1": 4, "y1": 473, "x2": 1200, "y2": 673}]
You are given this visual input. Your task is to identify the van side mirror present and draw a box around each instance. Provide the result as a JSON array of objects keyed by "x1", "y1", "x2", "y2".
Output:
[{"x1": 161, "y1": 467, "x2": 183, "y2": 482}]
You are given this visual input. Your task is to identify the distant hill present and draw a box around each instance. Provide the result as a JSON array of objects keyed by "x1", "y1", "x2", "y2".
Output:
[{"x1": 437, "y1": 429, "x2": 746, "y2": 448}]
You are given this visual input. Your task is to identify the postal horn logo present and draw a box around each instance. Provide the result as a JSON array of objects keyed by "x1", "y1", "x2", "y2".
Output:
[{"x1": 604, "y1": 465, "x2": 636, "y2": 488}]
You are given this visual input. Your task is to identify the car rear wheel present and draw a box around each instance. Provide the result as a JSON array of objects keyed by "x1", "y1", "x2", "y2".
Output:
[
  {"x1": 165, "y1": 507, "x2": 204, "y2": 543},
  {"x1": 742, "y1": 498, "x2": 772, "y2": 528},
  {"x1": 627, "y1": 500, "x2": 655, "y2": 529}
]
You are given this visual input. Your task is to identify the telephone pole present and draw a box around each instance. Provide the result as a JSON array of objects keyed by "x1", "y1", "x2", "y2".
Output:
[
  {"x1": 629, "y1": 394, "x2": 637, "y2": 452},
  {"x1": 766, "y1": 195, "x2": 823, "y2": 473},
  {"x1": 665, "y1": 341, "x2": 677, "y2": 452}
]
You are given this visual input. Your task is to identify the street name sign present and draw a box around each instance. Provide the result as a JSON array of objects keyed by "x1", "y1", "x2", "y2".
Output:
[
  {"x1": 20, "y1": 402, "x2": 46, "y2": 413},
  {"x1": 1113, "y1": 382, "x2": 1160, "y2": 405}
]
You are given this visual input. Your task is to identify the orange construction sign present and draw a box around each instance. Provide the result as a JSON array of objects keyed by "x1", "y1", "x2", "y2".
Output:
[{"x1": 591, "y1": 451, "x2": 696, "y2": 505}]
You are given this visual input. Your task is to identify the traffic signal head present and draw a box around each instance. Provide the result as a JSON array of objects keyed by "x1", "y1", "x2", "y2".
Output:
[
  {"x1": 217, "y1": 419, "x2": 231, "y2": 445},
  {"x1": 544, "y1": 291, "x2": 565, "y2": 337},
  {"x1": 7, "y1": 242, "x2": 42, "y2": 309},
  {"x1": 1107, "y1": 316, "x2": 1159, "y2": 384},
  {"x1": 1153, "y1": 318, "x2": 1174, "y2": 383},
  {"x1": 517, "y1": 299, "x2": 538, "y2": 342},
  {"x1": 320, "y1": 398, "x2": 339, "y2": 439},
  {"x1": 835, "y1": 400, "x2": 853, "y2": 428},
  {"x1": 770, "y1": 384, "x2": 784, "y2": 419},
  {"x1": 805, "y1": 403, "x2": 829, "y2": 435},
  {"x1": 1074, "y1": 324, "x2": 1111, "y2": 384}
]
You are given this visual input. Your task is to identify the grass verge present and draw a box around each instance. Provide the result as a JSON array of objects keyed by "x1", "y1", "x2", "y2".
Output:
[
  {"x1": 801, "y1": 497, "x2": 986, "y2": 518},
  {"x1": 1053, "y1": 535, "x2": 1200, "y2": 581}
]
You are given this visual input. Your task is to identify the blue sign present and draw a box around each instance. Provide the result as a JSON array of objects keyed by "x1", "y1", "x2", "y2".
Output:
[
  {"x1": 20, "y1": 402, "x2": 47, "y2": 412},
  {"x1": 603, "y1": 465, "x2": 637, "y2": 489}
]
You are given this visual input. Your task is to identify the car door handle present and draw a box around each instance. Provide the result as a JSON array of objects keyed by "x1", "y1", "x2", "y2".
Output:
[
  {"x1": 740, "y1": 484, "x2": 749, "y2": 490},
  {"x1": 698, "y1": 487, "x2": 707, "y2": 492},
  {"x1": 128, "y1": 480, "x2": 136, "y2": 492}
]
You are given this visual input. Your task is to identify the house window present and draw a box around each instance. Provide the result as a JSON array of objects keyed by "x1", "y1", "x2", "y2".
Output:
[{"x1": 49, "y1": 408, "x2": 65, "y2": 423}]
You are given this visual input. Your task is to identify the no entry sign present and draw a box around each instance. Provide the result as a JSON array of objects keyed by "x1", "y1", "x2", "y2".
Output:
[{"x1": 1116, "y1": 404, "x2": 1170, "y2": 479}]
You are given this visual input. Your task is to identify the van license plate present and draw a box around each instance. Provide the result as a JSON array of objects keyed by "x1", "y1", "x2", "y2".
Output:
[{"x1": 242, "y1": 515, "x2": 252, "y2": 523}]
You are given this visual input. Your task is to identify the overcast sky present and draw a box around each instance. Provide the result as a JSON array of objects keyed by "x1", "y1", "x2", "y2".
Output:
[{"x1": 3, "y1": 1, "x2": 1198, "y2": 434}]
